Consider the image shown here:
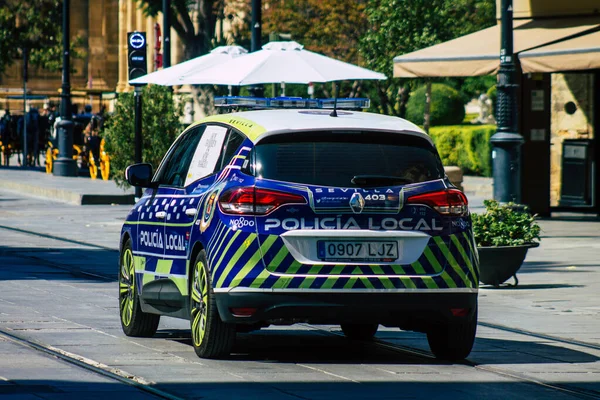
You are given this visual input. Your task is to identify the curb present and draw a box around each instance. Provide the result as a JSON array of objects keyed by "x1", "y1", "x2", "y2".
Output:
[{"x1": 0, "y1": 178, "x2": 135, "y2": 206}]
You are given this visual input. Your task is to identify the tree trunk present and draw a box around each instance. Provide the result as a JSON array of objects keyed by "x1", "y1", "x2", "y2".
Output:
[{"x1": 423, "y1": 80, "x2": 432, "y2": 133}]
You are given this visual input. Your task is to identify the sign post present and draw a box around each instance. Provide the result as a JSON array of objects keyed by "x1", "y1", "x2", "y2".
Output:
[
  {"x1": 128, "y1": 31, "x2": 147, "y2": 199},
  {"x1": 54, "y1": 0, "x2": 77, "y2": 176},
  {"x1": 491, "y1": 0, "x2": 524, "y2": 203}
]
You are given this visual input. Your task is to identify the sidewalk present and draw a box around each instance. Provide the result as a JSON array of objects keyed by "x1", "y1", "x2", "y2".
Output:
[
  {"x1": 0, "y1": 167, "x2": 134, "y2": 206},
  {"x1": 0, "y1": 164, "x2": 491, "y2": 208},
  {"x1": 463, "y1": 175, "x2": 493, "y2": 199}
]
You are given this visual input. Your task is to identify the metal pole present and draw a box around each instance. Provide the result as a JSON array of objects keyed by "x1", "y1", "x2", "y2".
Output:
[
  {"x1": 22, "y1": 48, "x2": 28, "y2": 168},
  {"x1": 251, "y1": 0, "x2": 261, "y2": 52},
  {"x1": 250, "y1": 0, "x2": 263, "y2": 97},
  {"x1": 163, "y1": 0, "x2": 170, "y2": 68},
  {"x1": 134, "y1": 86, "x2": 143, "y2": 199},
  {"x1": 491, "y1": 0, "x2": 524, "y2": 203},
  {"x1": 60, "y1": 0, "x2": 71, "y2": 121},
  {"x1": 54, "y1": 0, "x2": 76, "y2": 176}
]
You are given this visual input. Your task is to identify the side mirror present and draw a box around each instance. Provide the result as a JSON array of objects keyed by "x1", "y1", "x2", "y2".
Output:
[{"x1": 125, "y1": 163, "x2": 155, "y2": 188}]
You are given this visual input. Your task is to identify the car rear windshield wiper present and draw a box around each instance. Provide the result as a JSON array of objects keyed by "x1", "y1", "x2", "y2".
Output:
[{"x1": 351, "y1": 175, "x2": 413, "y2": 187}]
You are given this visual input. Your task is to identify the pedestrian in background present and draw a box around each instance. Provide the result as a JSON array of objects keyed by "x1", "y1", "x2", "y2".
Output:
[
  {"x1": 17, "y1": 106, "x2": 41, "y2": 166},
  {"x1": 27, "y1": 107, "x2": 41, "y2": 166},
  {"x1": 0, "y1": 110, "x2": 11, "y2": 166}
]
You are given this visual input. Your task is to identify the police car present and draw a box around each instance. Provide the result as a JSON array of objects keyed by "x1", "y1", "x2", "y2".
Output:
[{"x1": 119, "y1": 97, "x2": 479, "y2": 360}]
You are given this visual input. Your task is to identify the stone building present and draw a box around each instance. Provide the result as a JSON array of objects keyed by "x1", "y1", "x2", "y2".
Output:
[
  {"x1": 0, "y1": 0, "x2": 185, "y2": 113},
  {"x1": 393, "y1": 0, "x2": 600, "y2": 216}
]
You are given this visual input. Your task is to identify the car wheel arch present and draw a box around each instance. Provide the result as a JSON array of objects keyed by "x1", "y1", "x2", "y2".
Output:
[
  {"x1": 120, "y1": 232, "x2": 131, "y2": 253},
  {"x1": 189, "y1": 241, "x2": 207, "y2": 288}
]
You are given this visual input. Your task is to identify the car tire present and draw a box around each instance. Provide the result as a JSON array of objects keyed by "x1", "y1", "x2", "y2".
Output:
[
  {"x1": 427, "y1": 307, "x2": 477, "y2": 361},
  {"x1": 340, "y1": 323, "x2": 379, "y2": 340},
  {"x1": 190, "y1": 250, "x2": 236, "y2": 359},
  {"x1": 119, "y1": 238, "x2": 160, "y2": 337}
]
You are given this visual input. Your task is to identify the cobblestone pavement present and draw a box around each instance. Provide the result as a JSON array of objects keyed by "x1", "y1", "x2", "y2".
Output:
[{"x1": 1, "y1": 189, "x2": 599, "y2": 399}]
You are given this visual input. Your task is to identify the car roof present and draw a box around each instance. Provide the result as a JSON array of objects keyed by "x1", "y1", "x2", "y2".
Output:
[{"x1": 195, "y1": 109, "x2": 432, "y2": 145}]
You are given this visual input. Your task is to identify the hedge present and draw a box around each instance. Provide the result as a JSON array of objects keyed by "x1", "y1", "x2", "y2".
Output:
[
  {"x1": 428, "y1": 125, "x2": 495, "y2": 177},
  {"x1": 406, "y1": 83, "x2": 466, "y2": 126},
  {"x1": 103, "y1": 85, "x2": 185, "y2": 188}
]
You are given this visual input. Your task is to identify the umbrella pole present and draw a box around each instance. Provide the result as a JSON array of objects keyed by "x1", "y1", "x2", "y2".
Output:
[{"x1": 330, "y1": 82, "x2": 338, "y2": 117}]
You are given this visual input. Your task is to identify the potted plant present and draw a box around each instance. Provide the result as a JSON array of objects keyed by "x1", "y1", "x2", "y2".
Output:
[{"x1": 472, "y1": 200, "x2": 541, "y2": 287}]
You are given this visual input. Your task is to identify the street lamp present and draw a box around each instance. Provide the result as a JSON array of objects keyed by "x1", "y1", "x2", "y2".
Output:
[
  {"x1": 163, "y1": 0, "x2": 171, "y2": 68},
  {"x1": 53, "y1": 0, "x2": 77, "y2": 176},
  {"x1": 491, "y1": 0, "x2": 524, "y2": 203},
  {"x1": 249, "y1": 0, "x2": 264, "y2": 97}
]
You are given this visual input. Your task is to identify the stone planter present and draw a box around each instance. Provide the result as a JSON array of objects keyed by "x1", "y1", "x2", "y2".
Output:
[{"x1": 477, "y1": 243, "x2": 539, "y2": 286}]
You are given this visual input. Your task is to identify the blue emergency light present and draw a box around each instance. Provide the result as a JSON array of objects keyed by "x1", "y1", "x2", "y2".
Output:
[{"x1": 214, "y1": 96, "x2": 370, "y2": 110}]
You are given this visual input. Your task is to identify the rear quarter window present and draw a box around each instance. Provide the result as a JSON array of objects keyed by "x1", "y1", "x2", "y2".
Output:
[{"x1": 252, "y1": 130, "x2": 444, "y2": 187}]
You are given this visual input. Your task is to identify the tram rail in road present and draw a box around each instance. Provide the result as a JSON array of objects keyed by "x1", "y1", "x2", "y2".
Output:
[{"x1": 2, "y1": 220, "x2": 600, "y2": 399}]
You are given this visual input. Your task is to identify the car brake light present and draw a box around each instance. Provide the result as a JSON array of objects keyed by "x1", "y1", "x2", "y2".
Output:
[
  {"x1": 219, "y1": 187, "x2": 306, "y2": 215},
  {"x1": 406, "y1": 189, "x2": 468, "y2": 216}
]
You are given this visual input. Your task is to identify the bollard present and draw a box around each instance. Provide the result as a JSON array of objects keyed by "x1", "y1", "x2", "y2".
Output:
[
  {"x1": 491, "y1": 132, "x2": 524, "y2": 203},
  {"x1": 53, "y1": 119, "x2": 77, "y2": 176}
]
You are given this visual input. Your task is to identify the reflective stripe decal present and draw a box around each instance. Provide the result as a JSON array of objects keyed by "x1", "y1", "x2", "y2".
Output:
[{"x1": 207, "y1": 230, "x2": 479, "y2": 291}]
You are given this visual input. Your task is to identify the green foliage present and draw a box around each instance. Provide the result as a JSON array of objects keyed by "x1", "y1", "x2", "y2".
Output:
[
  {"x1": 359, "y1": 0, "x2": 496, "y2": 117},
  {"x1": 103, "y1": 85, "x2": 185, "y2": 188},
  {"x1": 406, "y1": 83, "x2": 465, "y2": 126},
  {"x1": 0, "y1": 0, "x2": 84, "y2": 75},
  {"x1": 443, "y1": 75, "x2": 497, "y2": 103},
  {"x1": 428, "y1": 125, "x2": 495, "y2": 176},
  {"x1": 464, "y1": 113, "x2": 478, "y2": 123},
  {"x1": 472, "y1": 200, "x2": 541, "y2": 247},
  {"x1": 138, "y1": 0, "x2": 249, "y2": 60},
  {"x1": 263, "y1": 0, "x2": 367, "y2": 66}
]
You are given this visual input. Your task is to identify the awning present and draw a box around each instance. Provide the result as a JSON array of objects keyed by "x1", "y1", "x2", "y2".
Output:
[
  {"x1": 519, "y1": 29, "x2": 600, "y2": 73},
  {"x1": 393, "y1": 17, "x2": 600, "y2": 78}
]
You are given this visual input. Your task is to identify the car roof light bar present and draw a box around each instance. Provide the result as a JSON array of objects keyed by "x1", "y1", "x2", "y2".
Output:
[{"x1": 214, "y1": 96, "x2": 370, "y2": 110}]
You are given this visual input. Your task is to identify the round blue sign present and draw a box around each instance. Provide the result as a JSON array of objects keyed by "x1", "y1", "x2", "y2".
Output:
[{"x1": 129, "y1": 33, "x2": 145, "y2": 49}]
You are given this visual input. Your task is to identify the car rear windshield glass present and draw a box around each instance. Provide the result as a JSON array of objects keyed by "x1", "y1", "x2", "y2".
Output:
[{"x1": 253, "y1": 131, "x2": 444, "y2": 187}]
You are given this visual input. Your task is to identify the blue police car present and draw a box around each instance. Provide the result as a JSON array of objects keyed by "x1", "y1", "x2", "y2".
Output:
[{"x1": 119, "y1": 98, "x2": 479, "y2": 360}]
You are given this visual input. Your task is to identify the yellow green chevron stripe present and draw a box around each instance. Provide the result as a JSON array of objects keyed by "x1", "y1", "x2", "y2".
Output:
[{"x1": 215, "y1": 233, "x2": 257, "y2": 287}]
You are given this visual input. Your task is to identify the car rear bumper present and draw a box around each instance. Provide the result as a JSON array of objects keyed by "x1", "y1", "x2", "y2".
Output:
[{"x1": 214, "y1": 288, "x2": 477, "y2": 329}]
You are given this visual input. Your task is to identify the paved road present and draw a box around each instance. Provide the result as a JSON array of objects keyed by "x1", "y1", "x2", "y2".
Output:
[{"x1": 1, "y1": 189, "x2": 599, "y2": 399}]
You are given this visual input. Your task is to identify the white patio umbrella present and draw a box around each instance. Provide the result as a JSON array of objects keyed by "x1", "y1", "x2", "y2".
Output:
[
  {"x1": 177, "y1": 41, "x2": 386, "y2": 86},
  {"x1": 128, "y1": 45, "x2": 248, "y2": 86}
]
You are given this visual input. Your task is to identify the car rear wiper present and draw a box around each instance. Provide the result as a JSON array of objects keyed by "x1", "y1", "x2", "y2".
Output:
[{"x1": 351, "y1": 175, "x2": 413, "y2": 187}]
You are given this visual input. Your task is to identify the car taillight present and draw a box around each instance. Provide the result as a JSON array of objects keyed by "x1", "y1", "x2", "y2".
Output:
[
  {"x1": 219, "y1": 187, "x2": 306, "y2": 215},
  {"x1": 406, "y1": 189, "x2": 468, "y2": 216}
]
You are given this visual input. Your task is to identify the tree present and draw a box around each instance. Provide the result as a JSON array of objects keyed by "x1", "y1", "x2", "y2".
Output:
[
  {"x1": 138, "y1": 0, "x2": 249, "y2": 60},
  {"x1": 262, "y1": 0, "x2": 368, "y2": 99},
  {"x1": 103, "y1": 85, "x2": 185, "y2": 188},
  {"x1": 263, "y1": 0, "x2": 367, "y2": 65},
  {"x1": 0, "y1": 0, "x2": 83, "y2": 76},
  {"x1": 137, "y1": 0, "x2": 249, "y2": 116},
  {"x1": 359, "y1": 0, "x2": 496, "y2": 117}
]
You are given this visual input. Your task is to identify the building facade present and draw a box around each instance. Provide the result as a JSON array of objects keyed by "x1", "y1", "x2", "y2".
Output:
[{"x1": 0, "y1": 0, "x2": 185, "y2": 113}]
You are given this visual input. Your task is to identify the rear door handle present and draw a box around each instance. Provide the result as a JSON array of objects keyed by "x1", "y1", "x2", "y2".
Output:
[
  {"x1": 156, "y1": 211, "x2": 167, "y2": 219},
  {"x1": 185, "y1": 208, "x2": 197, "y2": 217}
]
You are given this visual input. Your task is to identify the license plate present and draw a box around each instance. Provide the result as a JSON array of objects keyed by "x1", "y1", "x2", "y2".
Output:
[{"x1": 317, "y1": 241, "x2": 398, "y2": 262}]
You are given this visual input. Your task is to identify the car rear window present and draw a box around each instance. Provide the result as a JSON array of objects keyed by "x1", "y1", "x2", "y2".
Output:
[{"x1": 251, "y1": 131, "x2": 444, "y2": 187}]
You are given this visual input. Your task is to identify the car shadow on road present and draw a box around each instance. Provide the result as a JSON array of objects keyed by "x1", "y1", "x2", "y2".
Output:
[
  {"x1": 518, "y1": 261, "x2": 599, "y2": 275},
  {"x1": 480, "y1": 283, "x2": 584, "y2": 290},
  {"x1": 162, "y1": 327, "x2": 599, "y2": 366},
  {"x1": 0, "y1": 246, "x2": 118, "y2": 282},
  {"x1": 4, "y1": 379, "x2": 600, "y2": 399}
]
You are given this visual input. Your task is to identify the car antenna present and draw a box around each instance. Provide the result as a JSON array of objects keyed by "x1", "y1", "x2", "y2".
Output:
[{"x1": 330, "y1": 82, "x2": 338, "y2": 117}]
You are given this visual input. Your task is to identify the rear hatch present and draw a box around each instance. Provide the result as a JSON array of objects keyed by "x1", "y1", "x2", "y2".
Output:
[{"x1": 246, "y1": 130, "x2": 466, "y2": 278}]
